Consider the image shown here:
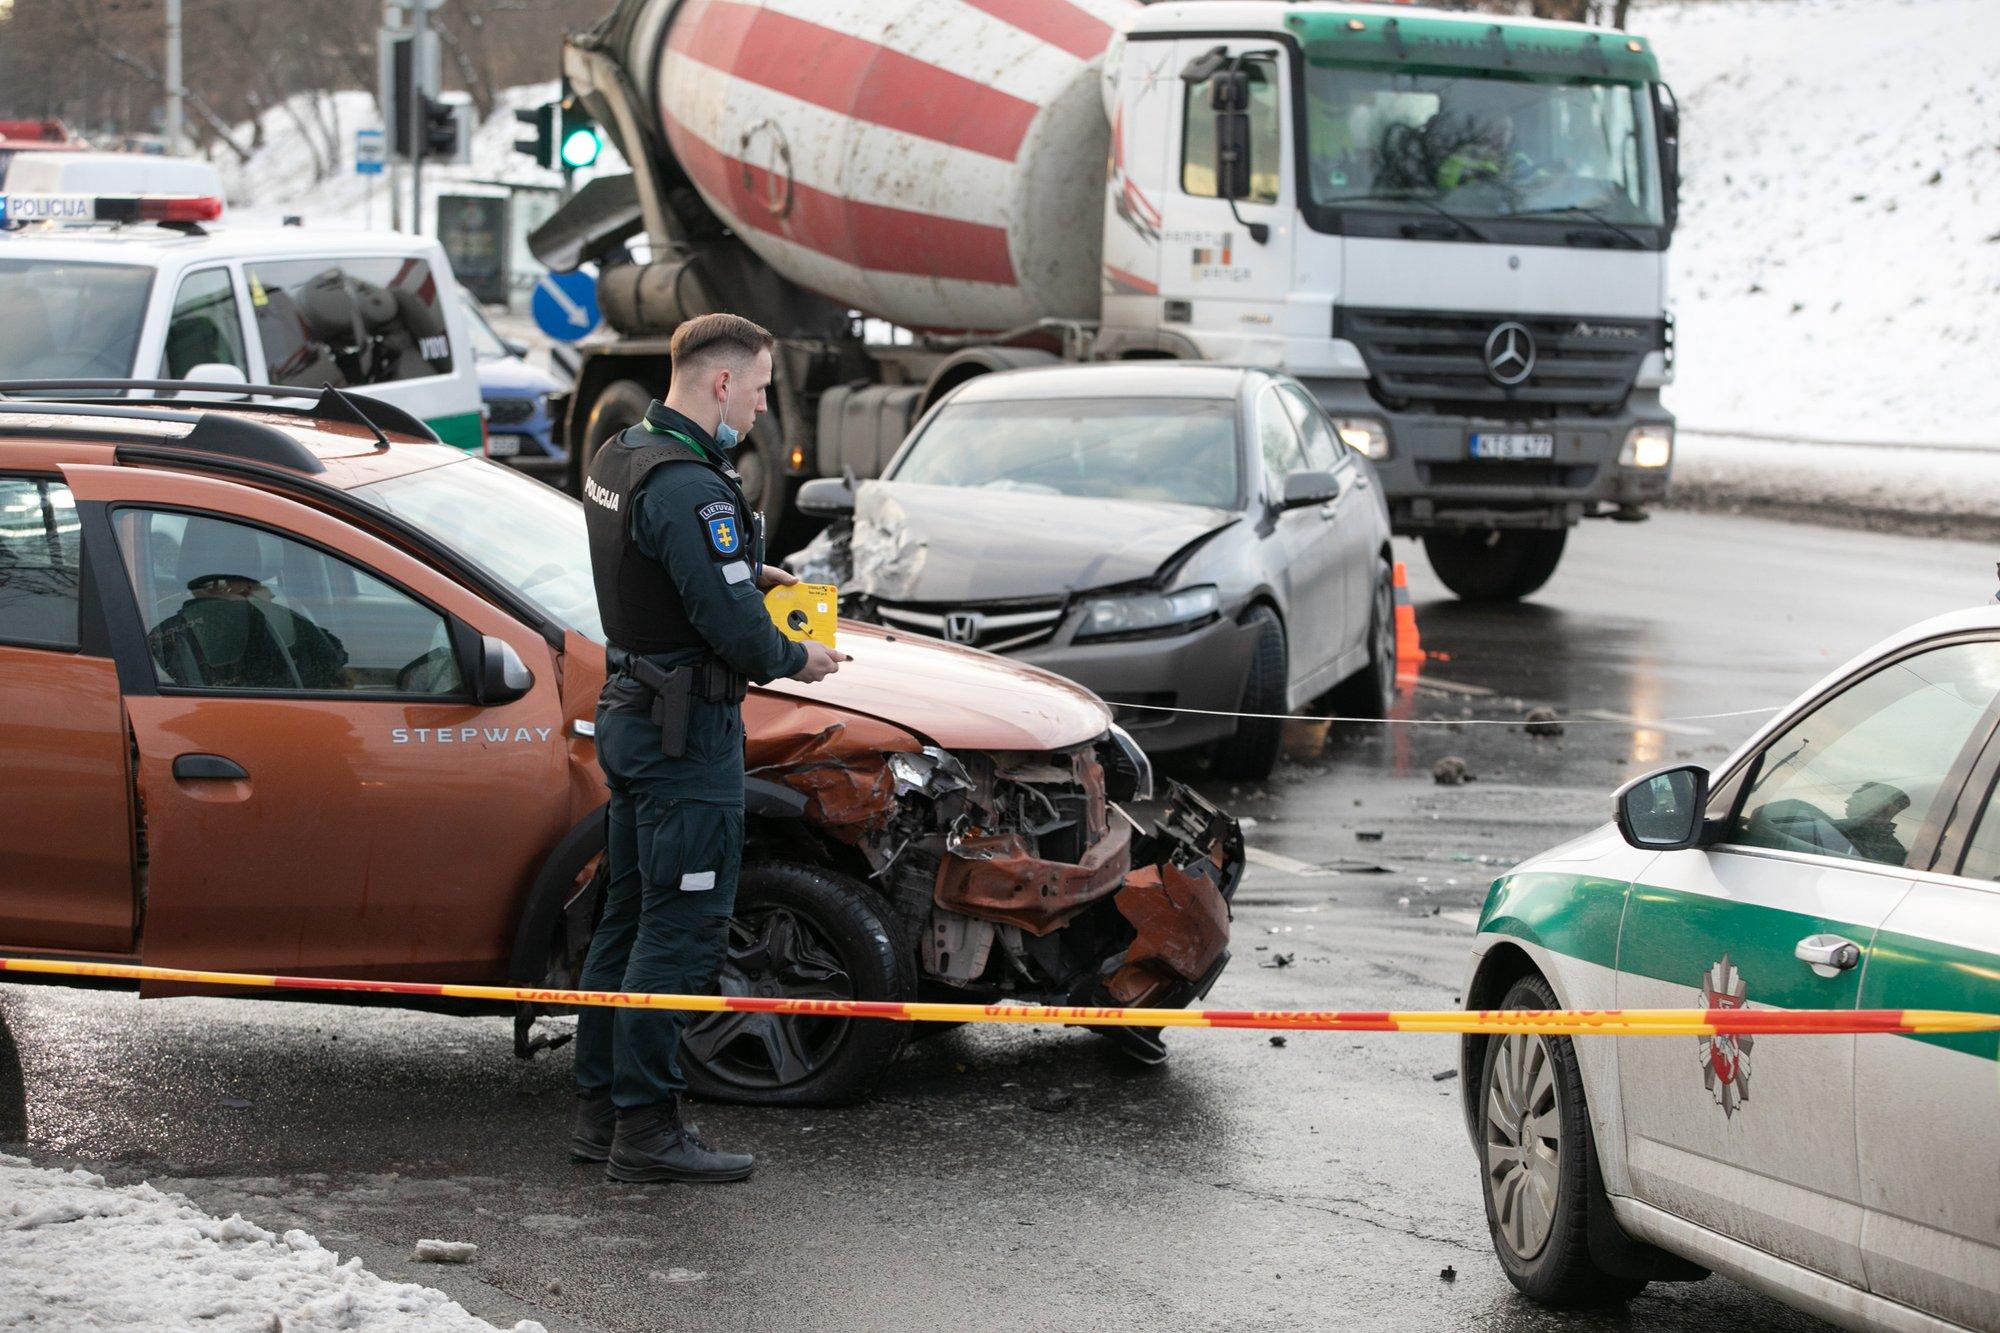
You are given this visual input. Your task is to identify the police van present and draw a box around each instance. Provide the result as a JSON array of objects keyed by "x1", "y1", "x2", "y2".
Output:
[{"x1": 0, "y1": 191, "x2": 484, "y2": 449}]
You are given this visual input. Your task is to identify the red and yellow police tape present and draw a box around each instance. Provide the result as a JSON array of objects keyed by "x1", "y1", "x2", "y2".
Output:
[{"x1": 2, "y1": 956, "x2": 1996, "y2": 1038}]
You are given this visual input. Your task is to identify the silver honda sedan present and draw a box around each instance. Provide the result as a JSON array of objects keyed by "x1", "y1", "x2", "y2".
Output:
[{"x1": 789, "y1": 363, "x2": 1396, "y2": 779}]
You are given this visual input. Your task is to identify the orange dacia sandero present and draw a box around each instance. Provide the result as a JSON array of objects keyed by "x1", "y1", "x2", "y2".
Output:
[{"x1": 0, "y1": 380, "x2": 1242, "y2": 1104}]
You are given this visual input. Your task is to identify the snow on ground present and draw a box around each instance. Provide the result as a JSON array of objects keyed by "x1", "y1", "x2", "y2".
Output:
[
  {"x1": 1638, "y1": 0, "x2": 2000, "y2": 448},
  {"x1": 0, "y1": 1154, "x2": 542, "y2": 1333}
]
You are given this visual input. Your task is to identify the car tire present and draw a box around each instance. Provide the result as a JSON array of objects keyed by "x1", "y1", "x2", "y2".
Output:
[
  {"x1": 579, "y1": 378, "x2": 654, "y2": 482},
  {"x1": 1326, "y1": 558, "x2": 1396, "y2": 719},
  {"x1": 1478, "y1": 973, "x2": 1648, "y2": 1307},
  {"x1": 1209, "y1": 606, "x2": 1286, "y2": 781},
  {"x1": 681, "y1": 862, "x2": 914, "y2": 1107},
  {"x1": 1424, "y1": 529, "x2": 1567, "y2": 602}
]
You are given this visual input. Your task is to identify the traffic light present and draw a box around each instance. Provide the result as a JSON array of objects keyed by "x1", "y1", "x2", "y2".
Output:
[
  {"x1": 558, "y1": 96, "x2": 602, "y2": 170},
  {"x1": 422, "y1": 96, "x2": 459, "y2": 158},
  {"x1": 514, "y1": 101, "x2": 556, "y2": 169}
]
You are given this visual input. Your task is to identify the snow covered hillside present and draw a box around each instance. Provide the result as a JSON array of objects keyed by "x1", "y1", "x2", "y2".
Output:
[{"x1": 1638, "y1": 0, "x2": 2000, "y2": 448}]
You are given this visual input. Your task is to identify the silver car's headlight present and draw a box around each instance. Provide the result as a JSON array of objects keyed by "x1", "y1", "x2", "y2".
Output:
[{"x1": 1075, "y1": 585, "x2": 1220, "y2": 640}]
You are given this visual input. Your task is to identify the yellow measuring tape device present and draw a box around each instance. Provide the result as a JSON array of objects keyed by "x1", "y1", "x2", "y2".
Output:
[
  {"x1": 765, "y1": 582, "x2": 838, "y2": 648},
  {"x1": 1, "y1": 957, "x2": 1994, "y2": 1039}
]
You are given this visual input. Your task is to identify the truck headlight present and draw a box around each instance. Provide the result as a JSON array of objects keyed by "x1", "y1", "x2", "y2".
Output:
[
  {"x1": 1334, "y1": 416, "x2": 1391, "y2": 460},
  {"x1": 1076, "y1": 585, "x2": 1220, "y2": 640},
  {"x1": 1619, "y1": 424, "x2": 1673, "y2": 469}
]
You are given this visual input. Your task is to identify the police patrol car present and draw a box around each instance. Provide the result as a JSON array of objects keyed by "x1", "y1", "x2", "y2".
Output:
[
  {"x1": 1462, "y1": 606, "x2": 2000, "y2": 1329},
  {"x1": 0, "y1": 191, "x2": 484, "y2": 449}
]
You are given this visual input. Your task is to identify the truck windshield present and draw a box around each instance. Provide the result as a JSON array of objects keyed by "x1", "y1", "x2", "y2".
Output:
[
  {"x1": 355, "y1": 458, "x2": 605, "y2": 642},
  {"x1": 0, "y1": 259, "x2": 153, "y2": 387},
  {"x1": 1302, "y1": 65, "x2": 1663, "y2": 227},
  {"x1": 892, "y1": 398, "x2": 1240, "y2": 510}
]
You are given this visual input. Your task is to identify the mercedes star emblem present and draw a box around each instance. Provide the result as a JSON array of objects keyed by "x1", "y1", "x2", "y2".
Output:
[{"x1": 1483, "y1": 322, "x2": 1536, "y2": 387}]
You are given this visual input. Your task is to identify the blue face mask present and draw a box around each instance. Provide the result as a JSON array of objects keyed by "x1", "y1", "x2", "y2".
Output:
[{"x1": 714, "y1": 382, "x2": 740, "y2": 451}]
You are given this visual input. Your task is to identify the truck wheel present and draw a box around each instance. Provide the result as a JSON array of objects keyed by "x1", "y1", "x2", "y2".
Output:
[
  {"x1": 580, "y1": 379, "x2": 654, "y2": 478},
  {"x1": 1479, "y1": 973, "x2": 1648, "y2": 1307},
  {"x1": 680, "y1": 862, "x2": 913, "y2": 1107},
  {"x1": 1209, "y1": 606, "x2": 1286, "y2": 780},
  {"x1": 1326, "y1": 558, "x2": 1396, "y2": 719},
  {"x1": 1424, "y1": 529, "x2": 1566, "y2": 602}
]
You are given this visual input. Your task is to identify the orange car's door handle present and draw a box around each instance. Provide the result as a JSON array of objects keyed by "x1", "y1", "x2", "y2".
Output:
[{"x1": 173, "y1": 753, "x2": 248, "y2": 781}]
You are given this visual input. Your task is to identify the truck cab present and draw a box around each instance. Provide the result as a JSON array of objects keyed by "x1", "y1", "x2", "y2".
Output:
[{"x1": 1100, "y1": 3, "x2": 1680, "y2": 599}]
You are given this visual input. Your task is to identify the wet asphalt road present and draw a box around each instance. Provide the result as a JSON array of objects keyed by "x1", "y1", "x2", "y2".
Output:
[{"x1": 2, "y1": 510, "x2": 1994, "y2": 1332}]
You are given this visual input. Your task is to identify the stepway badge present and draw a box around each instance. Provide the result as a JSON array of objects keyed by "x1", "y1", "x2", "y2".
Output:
[{"x1": 0, "y1": 194, "x2": 93, "y2": 225}]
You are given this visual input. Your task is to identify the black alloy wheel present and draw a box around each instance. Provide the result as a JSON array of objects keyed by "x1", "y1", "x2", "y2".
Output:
[
  {"x1": 681, "y1": 862, "x2": 913, "y2": 1106},
  {"x1": 1424, "y1": 528, "x2": 1568, "y2": 602},
  {"x1": 1328, "y1": 558, "x2": 1397, "y2": 719},
  {"x1": 1209, "y1": 605, "x2": 1287, "y2": 780}
]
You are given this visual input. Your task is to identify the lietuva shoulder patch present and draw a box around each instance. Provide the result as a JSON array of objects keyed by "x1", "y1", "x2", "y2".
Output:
[{"x1": 700, "y1": 499, "x2": 742, "y2": 558}]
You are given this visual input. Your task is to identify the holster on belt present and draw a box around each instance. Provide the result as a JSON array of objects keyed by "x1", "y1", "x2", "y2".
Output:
[{"x1": 603, "y1": 647, "x2": 748, "y2": 758}]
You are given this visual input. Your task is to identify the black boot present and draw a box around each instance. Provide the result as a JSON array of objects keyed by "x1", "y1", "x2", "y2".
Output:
[
  {"x1": 605, "y1": 1097, "x2": 755, "y2": 1184},
  {"x1": 569, "y1": 1090, "x2": 615, "y2": 1164}
]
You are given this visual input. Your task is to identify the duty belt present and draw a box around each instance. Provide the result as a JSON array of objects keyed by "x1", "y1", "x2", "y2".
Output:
[{"x1": 603, "y1": 646, "x2": 748, "y2": 757}]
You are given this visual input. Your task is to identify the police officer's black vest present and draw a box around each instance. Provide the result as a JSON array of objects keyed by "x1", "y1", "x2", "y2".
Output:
[{"x1": 584, "y1": 406, "x2": 755, "y2": 656}]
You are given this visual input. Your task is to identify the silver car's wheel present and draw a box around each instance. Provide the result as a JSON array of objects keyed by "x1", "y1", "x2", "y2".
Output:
[{"x1": 1484, "y1": 1030, "x2": 1561, "y2": 1260}]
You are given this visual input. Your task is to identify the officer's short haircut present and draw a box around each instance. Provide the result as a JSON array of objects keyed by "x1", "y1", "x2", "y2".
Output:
[{"x1": 669, "y1": 313, "x2": 774, "y2": 376}]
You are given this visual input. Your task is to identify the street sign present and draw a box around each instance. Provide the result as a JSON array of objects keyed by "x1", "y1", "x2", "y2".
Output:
[
  {"x1": 531, "y1": 267, "x2": 600, "y2": 343},
  {"x1": 355, "y1": 127, "x2": 385, "y2": 176}
]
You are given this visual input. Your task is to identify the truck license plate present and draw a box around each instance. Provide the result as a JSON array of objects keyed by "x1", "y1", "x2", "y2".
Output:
[{"x1": 1468, "y1": 432, "x2": 1555, "y2": 461}]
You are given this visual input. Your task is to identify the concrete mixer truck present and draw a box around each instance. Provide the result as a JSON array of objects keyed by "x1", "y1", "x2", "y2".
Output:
[{"x1": 540, "y1": 0, "x2": 1681, "y2": 601}]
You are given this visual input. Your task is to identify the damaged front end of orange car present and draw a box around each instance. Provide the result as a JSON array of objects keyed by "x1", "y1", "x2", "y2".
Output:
[{"x1": 748, "y1": 722, "x2": 1244, "y2": 1067}]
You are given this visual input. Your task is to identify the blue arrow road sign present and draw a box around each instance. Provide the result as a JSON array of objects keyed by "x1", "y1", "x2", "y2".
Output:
[{"x1": 531, "y1": 268, "x2": 600, "y2": 343}]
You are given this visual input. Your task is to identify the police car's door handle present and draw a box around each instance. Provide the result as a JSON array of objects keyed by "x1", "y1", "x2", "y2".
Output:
[{"x1": 1794, "y1": 934, "x2": 1861, "y2": 977}]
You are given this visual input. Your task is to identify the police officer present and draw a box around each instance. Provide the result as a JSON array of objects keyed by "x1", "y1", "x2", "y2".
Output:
[{"x1": 571, "y1": 312, "x2": 843, "y2": 1184}]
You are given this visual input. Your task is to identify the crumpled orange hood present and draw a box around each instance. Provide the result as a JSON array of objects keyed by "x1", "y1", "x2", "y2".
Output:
[{"x1": 757, "y1": 620, "x2": 1110, "y2": 753}]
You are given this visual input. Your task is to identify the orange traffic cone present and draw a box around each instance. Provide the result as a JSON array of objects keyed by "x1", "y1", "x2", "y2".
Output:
[{"x1": 1393, "y1": 561, "x2": 1423, "y2": 675}]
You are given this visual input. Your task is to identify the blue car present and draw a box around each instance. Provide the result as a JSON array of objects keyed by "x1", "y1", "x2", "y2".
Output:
[{"x1": 461, "y1": 293, "x2": 566, "y2": 462}]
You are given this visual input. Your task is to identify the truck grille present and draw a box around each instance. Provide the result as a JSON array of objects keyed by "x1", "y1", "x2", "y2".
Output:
[
  {"x1": 1336, "y1": 308, "x2": 1664, "y2": 415},
  {"x1": 874, "y1": 599, "x2": 1066, "y2": 653},
  {"x1": 1424, "y1": 462, "x2": 1598, "y2": 491}
]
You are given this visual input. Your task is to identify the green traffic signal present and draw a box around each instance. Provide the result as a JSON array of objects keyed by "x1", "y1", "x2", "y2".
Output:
[{"x1": 559, "y1": 124, "x2": 602, "y2": 169}]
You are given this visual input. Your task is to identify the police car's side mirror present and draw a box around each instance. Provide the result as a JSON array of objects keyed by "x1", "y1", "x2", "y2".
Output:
[
  {"x1": 1613, "y1": 763, "x2": 1710, "y2": 851},
  {"x1": 185, "y1": 363, "x2": 249, "y2": 401},
  {"x1": 797, "y1": 477, "x2": 856, "y2": 518},
  {"x1": 474, "y1": 634, "x2": 534, "y2": 705}
]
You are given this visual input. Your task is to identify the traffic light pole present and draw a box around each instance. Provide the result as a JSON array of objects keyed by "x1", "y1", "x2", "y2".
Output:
[{"x1": 408, "y1": 0, "x2": 429, "y2": 235}]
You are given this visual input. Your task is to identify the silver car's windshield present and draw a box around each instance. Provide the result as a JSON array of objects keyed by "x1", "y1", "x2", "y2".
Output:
[
  {"x1": 0, "y1": 258, "x2": 153, "y2": 386},
  {"x1": 892, "y1": 397, "x2": 1240, "y2": 509},
  {"x1": 355, "y1": 458, "x2": 603, "y2": 642},
  {"x1": 1304, "y1": 66, "x2": 1664, "y2": 226}
]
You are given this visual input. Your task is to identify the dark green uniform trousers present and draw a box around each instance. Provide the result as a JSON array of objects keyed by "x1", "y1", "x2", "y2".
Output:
[{"x1": 574, "y1": 700, "x2": 744, "y2": 1109}]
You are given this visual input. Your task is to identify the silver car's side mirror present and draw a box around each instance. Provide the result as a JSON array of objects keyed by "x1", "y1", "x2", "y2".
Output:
[
  {"x1": 1280, "y1": 470, "x2": 1340, "y2": 509},
  {"x1": 797, "y1": 477, "x2": 857, "y2": 517},
  {"x1": 1614, "y1": 763, "x2": 1710, "y2": 850}
]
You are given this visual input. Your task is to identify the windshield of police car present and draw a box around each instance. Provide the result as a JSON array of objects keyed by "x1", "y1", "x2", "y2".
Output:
[
  {"x1": 1303, "y1": 66, "x2": 1664, "y2": 226},
  {"x1": 356, "y1": 459, "x2": 604, "y2": 642},
  {"x1": 891, "y1": 397, "x2": 1241, "y2": 510},
  {"x1": 0, "y1": 258, "x2": 153, "y2": 386}
]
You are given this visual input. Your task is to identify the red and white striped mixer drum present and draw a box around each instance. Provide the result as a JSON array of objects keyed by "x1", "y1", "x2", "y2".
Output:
[{"x1": 632, "y1": 0, "x2": 1135, "y2": 333}]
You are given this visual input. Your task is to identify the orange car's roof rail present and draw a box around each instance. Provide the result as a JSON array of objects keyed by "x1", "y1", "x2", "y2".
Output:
[{"x1": 0, "y1": 380, "x2": 438, "y2": 451}]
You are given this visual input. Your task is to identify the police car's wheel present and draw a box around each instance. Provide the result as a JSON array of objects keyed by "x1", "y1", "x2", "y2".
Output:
[
  {"x1": 680, "y1": 862, "x2": 914, "y2": 1107},
  {"x1": 1424, "y1": 529, "x2": 1566, "y2": 602},
  {"x1": 1479, "y1": 973, "x2": 1647, "y2": 1305}
]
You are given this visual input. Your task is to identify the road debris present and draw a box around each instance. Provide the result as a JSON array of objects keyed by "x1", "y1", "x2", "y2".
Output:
[
  {"x1": 1028, "y1": 1090, "x2": 1076, "y2": 1114},
  {"x1": 1431, "y1": 1069, "x2": 1458, "y2": 1083},
  {"x1": 1440, "y1": 1265, "x2": 1457, "y2": 1283},
  {"x1": 1524, "y1": 707, "x2": 1565, "y2": 737},
  {"x1": 1259, "y1": 953, "x2": 1295, "y2": 969},
  {"x1": 1430, "y1": 756, "x2": 1471, "y2": 785},
  {"x1": 412, "y1": 1239, "x2": 478, "y2": 1264},
  {"x1": 1269, "y1": 1036, "x2": 1287, "y2": 1048},
  {"x1": 1355, "y1": 829, "x2": 1384, "y2": 842}
]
